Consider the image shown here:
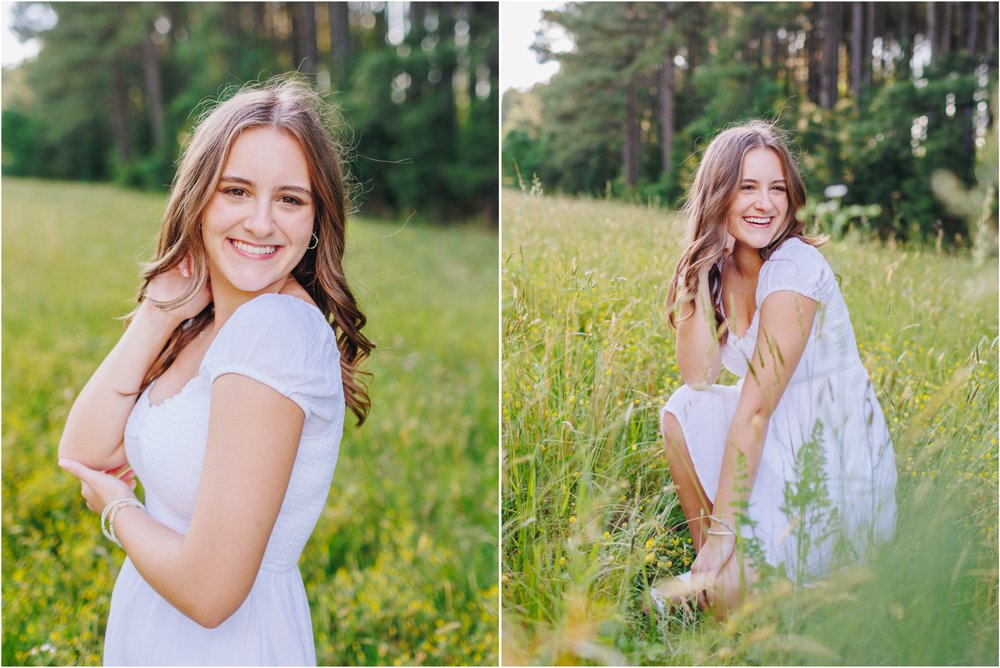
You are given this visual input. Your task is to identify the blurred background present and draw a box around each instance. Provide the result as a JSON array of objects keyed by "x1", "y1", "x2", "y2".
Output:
[
  {"x1": 2, "y1": 2, "x2": 498, "y2": 666},
  {"x1": 503, "y1": 1, "x2": 998, "y2": 251},
  {"x1": 3, "y1": 1, "x2": 498, "y2": 223}
]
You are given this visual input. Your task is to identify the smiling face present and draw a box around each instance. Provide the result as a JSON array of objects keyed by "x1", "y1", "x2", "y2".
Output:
[
  {"x1": 201, "y1": 126, "x2": 315, "y2": 299},
  {"x1": 725, "y1": 147, "x2": 789, "y2": 250}
]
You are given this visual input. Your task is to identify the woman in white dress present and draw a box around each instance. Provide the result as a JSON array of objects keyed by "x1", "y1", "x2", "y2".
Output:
[
  {"x1": 57, "y1": 76, "x2": 373, "y2": 665},
  {"x1": 655, "y1": 121, "x2": 896, "y2": 617}
]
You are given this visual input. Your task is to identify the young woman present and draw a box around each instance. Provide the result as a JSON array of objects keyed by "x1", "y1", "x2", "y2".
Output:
[
  {"x1": 57, "y1": 77, "x2": 373, "y2": 665},
  {"x1": 655, "y1": 121, "x2": 896, "y2": 616}
]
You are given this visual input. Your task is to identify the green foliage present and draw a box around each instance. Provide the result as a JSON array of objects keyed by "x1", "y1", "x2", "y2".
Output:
[
  {"x1": 5, "y1": 2, "x2": 498, "y2": 224},
  {"x1": 1, "y1": 109, "x2": 44, "y2": 176},
  {"x1": 1, "y1": 179, "x2": 498, "y2": 666},
  {"x1": 932, "y1": 90, "x2": 1000, "y2": 262},
  {"x1": 502, "y1": 128, "x2": 547, "y2": 190},
  {"x1": 502, "y1": 191, "x2": 998, "y2": 665},
  {"x1": 501, "y1": 2, "x2": 998, "y2": 243},
  {"x1": 779, "y1": 420, "x2": 834, "y2": 587},
  {"x1": 797, "y1": 196, "x2": 882, "y2": 242},
  {"x1": 795, "y1": 55, "x2": 989, "y2": 242}
]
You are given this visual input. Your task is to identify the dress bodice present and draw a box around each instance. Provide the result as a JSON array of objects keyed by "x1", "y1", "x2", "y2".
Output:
[
  {"x1": 123, "y1": 293, "x2": 345, "y2": 572},
  {"x1": 720, "y1": 238, "x2": 862, "y2": 383}
]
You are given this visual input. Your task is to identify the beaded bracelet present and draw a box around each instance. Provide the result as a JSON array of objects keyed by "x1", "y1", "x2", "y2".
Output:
[
  {"x1": 705, "y1": 514, "x2": 737, "y2": 537},
  {"x1": 101, "y1": 498, "x2": 145, "y2": 549}
]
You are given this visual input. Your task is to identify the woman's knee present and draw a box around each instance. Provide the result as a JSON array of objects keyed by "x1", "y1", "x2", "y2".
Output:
[{"x1": 660, "y1": 410, "x2": 685, "y2": 451}]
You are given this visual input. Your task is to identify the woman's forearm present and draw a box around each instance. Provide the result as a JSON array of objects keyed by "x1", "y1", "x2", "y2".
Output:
[
  {"x1": 676, "y1": 266, "x2": 722, "y2": 387},
  {"x1": 59, "y1": 303, "x2": 180, "y2": 469},
  {"x1": 711, "y1": 290, "x2": 817, "y2": 535},
  {"x1": 711, "y1": 408, "x2": 768, "y2": 531},
  {"x1": 112, "y1": 506, "x2": 255, "y2": 629}
]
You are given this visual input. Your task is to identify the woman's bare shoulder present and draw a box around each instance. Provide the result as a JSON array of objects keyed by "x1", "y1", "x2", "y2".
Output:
[{"x1": 278, "y1": 277, "x2": 319, "y2": 309}]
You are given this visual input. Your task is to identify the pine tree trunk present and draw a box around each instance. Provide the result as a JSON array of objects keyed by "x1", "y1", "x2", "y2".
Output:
[
  {"x1": 966, "y1": 2, "x2": 978, "y2": 55},
  {"x1": 953, "y1": 4, "x2": 963, "y2": 56},
  {"x1": 264, "y1": 3, "x2": 280, "y2": 62},
  {"x1": 988, "y1": 2, "x2": 997, "y2": 64},
  {"x1": 623, "y1": 2, "x2": 639, "y2": 188},
  {"x1": 850, "y1": 2, "x2": 864, "y2": 96},
  {"x1": 110, "y1": 59, "x2": 132, "y2": 164},
  {"x1": 437, "y1": 2, "x2": 457, "y2": 155},
  {"x1": 409, "y1": 2, "x2": 425, "y2": 42},
  {"x1": 686, "y1": 4, "x2": 703, "y2": 79},
  {"x1": 467, "y1": 2, "x2": 499, "y2": 104},
  {"x1": 465, "y1": 2, "x2": 478, "y2": 104},
  {"x1": 806, "y1": 4, "x2": 822, "y2": 103},
  {"x1": 927, "y1": 2, "x2": 937, "y2": 64},
  {"x1": 141, "y1": 25, "x2": 164, "y2": 155},
  {"x1": 251, "y1": 3, "x2": 267, "y2": 41},
  {"x1": 660, "y1": 4, "x2": 676, "y2": 183},
  {"x1": 624, "y1": 77, "x2": 639, "y2": 187},
  {"x1": 940, "y1": 2, "x2": 952, "y2": 57},
  {"x1": 898, "y1": 2, "x2": 911, "y2": 79},
  {"x1": 291, "y1": 2, "x2": 318, "y2": 77},
  {"x1": 864, "y1": 2, "x2": 874, "y2": 84},
  {"x1": 480, "y1": 2, "x2": 498, "y2": 97},
  {"x1": 820, "y1": 2, "x2": 840, "y2": 108},
  {"x1": 987, "y1": 2, "x2": 997, "y2": 61},
  {"x1": 329, "y1": 2, "x2": 351, "y2": 87}
]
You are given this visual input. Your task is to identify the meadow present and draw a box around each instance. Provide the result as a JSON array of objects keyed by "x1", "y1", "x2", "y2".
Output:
[
  {"x1": 1, "y1": 178, "x2": 498, "y2": 666},
  {"x1": 502, "y1": 190, "x2": 998, "y2": 665}
]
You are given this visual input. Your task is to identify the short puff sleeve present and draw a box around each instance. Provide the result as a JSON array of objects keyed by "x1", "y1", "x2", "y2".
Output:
[
  {"x1": 201, "y1": 294, "x2": 342, "y2": 426},
  {"x1": 756, "y1": 238, "x2": 830, "y2": 304}
]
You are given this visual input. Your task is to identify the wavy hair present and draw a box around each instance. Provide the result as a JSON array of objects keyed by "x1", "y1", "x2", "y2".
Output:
[
  {"x1": 665, "y1": 120, "x2": 825, "y2": 339},
  {"x1": 129, "y1": 75, "x2": 374, "y2": 425}
]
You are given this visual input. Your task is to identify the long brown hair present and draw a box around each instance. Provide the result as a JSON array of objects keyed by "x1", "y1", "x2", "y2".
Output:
[
  {"x1": 665, "y1": 120, "x2": 825, "y2": 339},
  {"x1": 129, "y1": 75, "x2": 374, "y2": 425}
]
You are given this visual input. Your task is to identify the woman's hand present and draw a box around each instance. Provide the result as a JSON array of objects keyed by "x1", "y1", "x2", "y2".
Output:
[
  {"x1": 144, "y1": 255, "x2": 212, "y2": 323},
  {"x1": 59, "y1": 458, "x2": 137, "y2": 514},
  {"x1": 690, "y1": 531, "x2": 736, "y2": 609}
]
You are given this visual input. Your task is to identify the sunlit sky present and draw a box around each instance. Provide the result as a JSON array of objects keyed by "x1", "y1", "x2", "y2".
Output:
[
  {"x1": 2, "y1": 2, "x2": 42, "y2": 68},
  {"x1": 501, "y1": 1, "x2": 570, "y2": 92}
]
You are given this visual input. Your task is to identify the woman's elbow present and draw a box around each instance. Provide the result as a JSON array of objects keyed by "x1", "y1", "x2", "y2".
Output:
[
  {"x1": 188, "y1": 565, "x2": 259, "y2": 629},
  {"x1": 184, "y1": 591, "x2": 248, "y2": 629},
  {"x1": 57, "y1": 428, "x2": 78, "y2": 460},
  {"x1": 192, "y1": 609, "x2": 232, "y2": 630},
  {"x1": 678, "y1": 362, "x2": 719, "y2": 389},
  {"x1": 676, "y1": 348, "x2": 721, "y2": 389},
  {"x1": 56, "y1": 435, "x2": 121, "y2": 471},
  {"x1": 56, "y1": 435, "x2": 87, "y2": 466}
]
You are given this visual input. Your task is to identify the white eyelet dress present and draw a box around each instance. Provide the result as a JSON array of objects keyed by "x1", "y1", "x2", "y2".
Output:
[
  {"x1": 661, "y1": 238, "x2": 897, "y2": 583},
  {"x1": 104, "y1": 294, "x2": 344, "y2": 666}
]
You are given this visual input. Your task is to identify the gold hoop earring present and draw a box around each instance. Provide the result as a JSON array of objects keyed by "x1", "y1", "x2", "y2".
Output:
[{"x1": 307, "y1": 232, "x2": 319, "y2": 250}]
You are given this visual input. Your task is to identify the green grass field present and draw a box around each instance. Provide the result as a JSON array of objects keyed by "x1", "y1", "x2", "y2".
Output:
[
  {"x1": 502, "y1": 190, "x2": 998, "y2": 665},
  {"x1": 1, "y1": 178, "x2": 498, "y2": 666}
]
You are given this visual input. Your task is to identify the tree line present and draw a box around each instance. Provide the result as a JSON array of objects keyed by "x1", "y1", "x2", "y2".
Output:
[
  {"x1": 503, "y1": 2, "x2": 998, "y2": 244},
  {"x1": 4, "y1": 2, "x2": 499, "y2": 224}
]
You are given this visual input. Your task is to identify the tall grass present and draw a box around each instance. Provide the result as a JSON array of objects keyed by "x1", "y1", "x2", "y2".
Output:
[
  {"x1": 502, "y1": 190, "x2": 998, "y2": 665},
  {"x1": 1, "y1": 178, "x2": 498, "y2": 666}
]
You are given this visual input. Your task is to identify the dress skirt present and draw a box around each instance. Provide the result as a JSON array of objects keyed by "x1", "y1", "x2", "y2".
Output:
[
  {"x1": 104, "y1": 558, "x2": 316, "y2": 666},
  {"x1": 661, "y1": 364, "x2": 897, "y2": 583}
]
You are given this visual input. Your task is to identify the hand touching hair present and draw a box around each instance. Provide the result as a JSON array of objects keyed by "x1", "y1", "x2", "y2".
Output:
[
  {"x1": 665, "y1": 120, "x2": 823, "y2": 341},
  {"x1": 128, "y1": 75, "x2": 374, "y2": 424}
]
